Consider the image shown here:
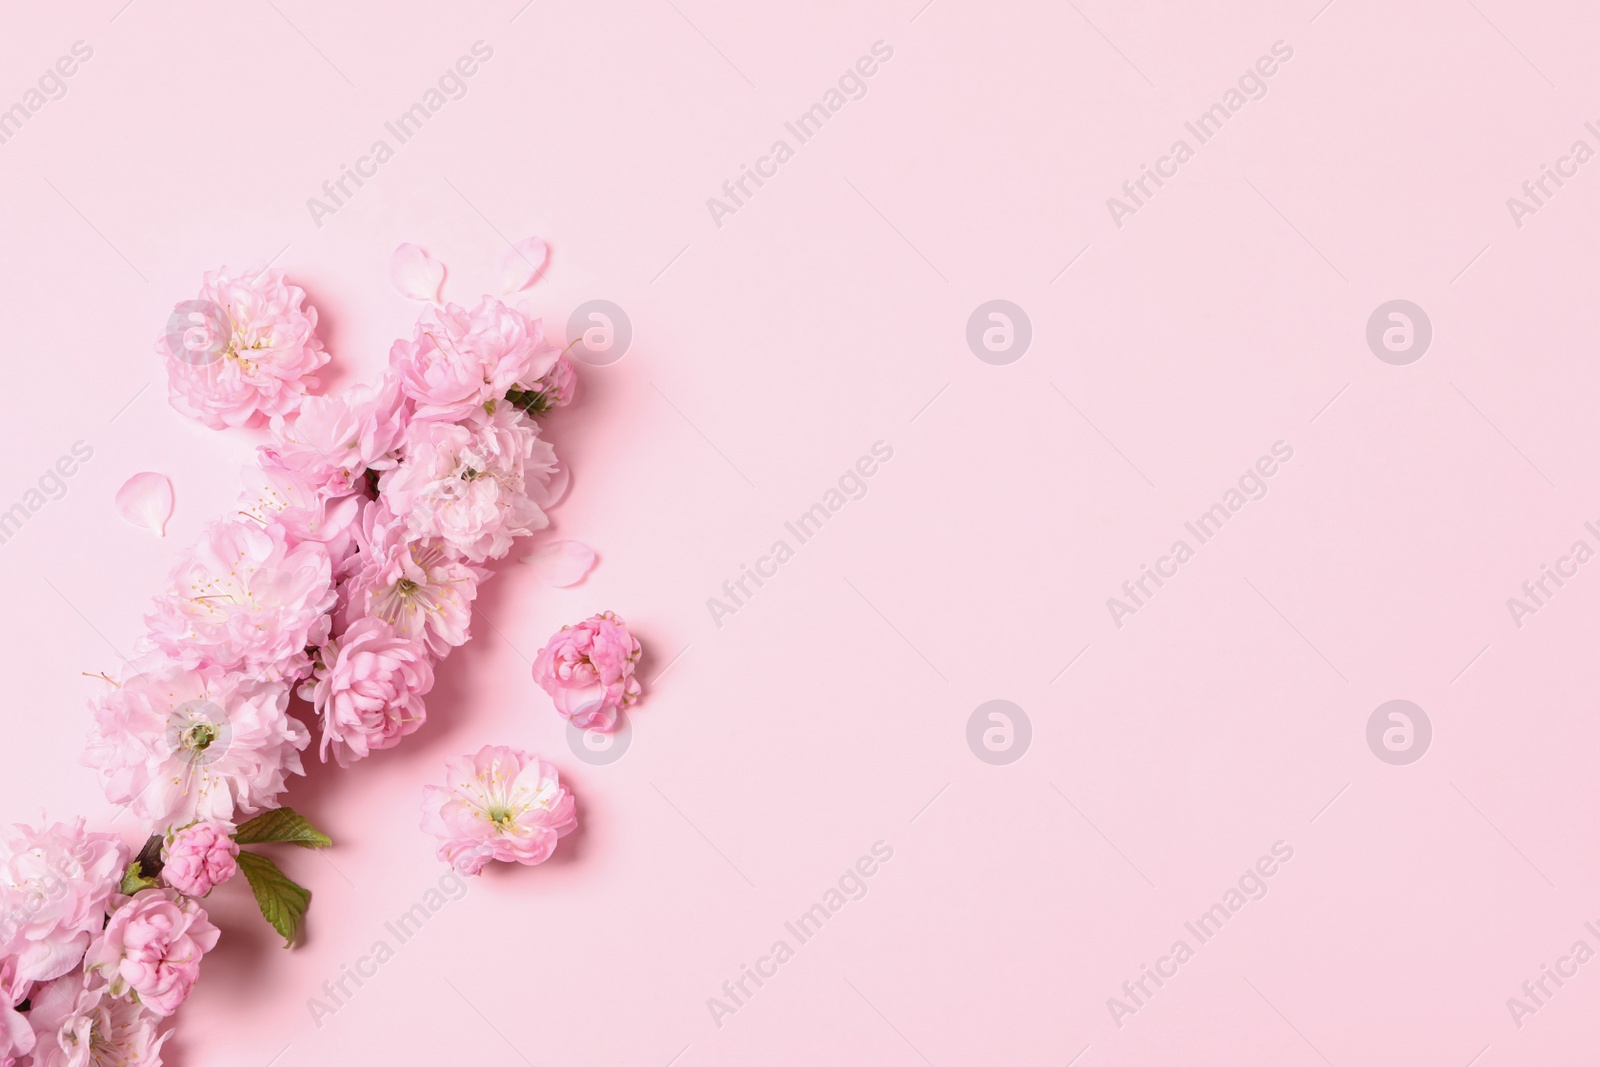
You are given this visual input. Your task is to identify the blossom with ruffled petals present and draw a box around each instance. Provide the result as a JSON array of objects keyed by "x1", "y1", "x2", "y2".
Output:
[
  {"x1": 531, "y1": 611, "x2": 642, "y2": 732},
  {"x1": 0, "y1": 820, "x2": 126, "y2": 989},
  {"x1": 380, "y1": 403, "x2": 558, "y2": 562},
  {"x1": 84, "y1": 658, "x2": 307, "y2": 830},
  {"x1": 161, "y1": 268, "x2": 328, "y2": 429},
  {"x1": 143, "y1": 519, "x2": 335, "y2": 682},
  {"x1": 420, "y1": 746, "x2": 576, "y2": 876},
  {"x1": 337, "y1": 504, "x2": 481, "y2": 657},
  {"x1": 303, "y1": 618, "x2": 434, "y2": 767},
  {"x1": 26, "y1": 968, "x2": 169, "y2": 1067},
  {"x1": 84, "y1": 888, "x2": 219, "y2": 1017},
  {"x1": 160, "y1": 822, "x2": 238, "y2": 898},
  {"x1": 265, "y1": 370, "x2": 409, "y2": 497},
  {"x1": 238, "y1": 463, "x2": 361, "y2": 565},
  {"x1": 390, "y1": 298, "x2": 555, "y2": 422}
]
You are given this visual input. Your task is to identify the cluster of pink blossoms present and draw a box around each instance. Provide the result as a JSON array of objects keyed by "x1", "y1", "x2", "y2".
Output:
[
  {"x1": 2, "y1": 264, "x2": 593, "y2": 1067},
  {"x1": 92, "y1": 280, "x2": 578, "y2": 818},
  {"x1": 0, "y1": 819, "x2": 216, "y2": 1067}
]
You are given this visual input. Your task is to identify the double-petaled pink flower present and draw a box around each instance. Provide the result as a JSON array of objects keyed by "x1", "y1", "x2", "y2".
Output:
[
  {"x1": 144, "y1": 518, "x2": 336, "y2": 682},
  {"x1": 0, "y1": 820, "x2": 126, "y2": 990},
  {"x1": 304, "y1": 617, "x2": 434, "y2": 767},
  {"x1": 420, "y1": 746, "x2": 576, "y2": 876},
  {"x1": 25, "y1": 968, "x2": 169, "y2": 1067},
  {"x1": 531, "y1": 611, "x2": 643, "y2": 732},
  {"x1": 380, "y1": 404, "x2": 559, "y2": 563},
  {"x1": 84, "y1": 658, "x2": 307, "y2": 830},
  {"x1": 160, "y1": 821, "x2": 239, "y2": 898},
  {"x1": 265, "y1": 369, "x2": 410, "y2": 497},
  {"x1": 84, "y1": 888, "x2": 219, "y2": 1017},
  {"x1": 337, "y1": 503, "x2": 482, "y2": 658},
  {"x1": 390, "y1": 297, "x2": 556, "y2": 421},
  {"x1": 161, "y1": 268, "x2": 328, "y2": 429}
]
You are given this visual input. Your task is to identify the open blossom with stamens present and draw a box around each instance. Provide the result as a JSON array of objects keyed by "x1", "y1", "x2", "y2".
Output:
[
  {"x1": 238, "y1": 463, "x2": 362, "y2": 564},
  {"x1": 25, "y1": 968, "x2": 169, "y2": 1067},
  {"x1": 303, "y1": 617, "x2": 434, "y2": 767},
  {"x1": 83, "y1": 658, "x2": 307, "y2": 830},
  {"x1": 420, "y1": 746, "x2": 576, "y2": 876},
  {"x1": 161, "y1": 268, "x2": 328, "y2": 430},
  {"x1": 83, "y1": 888, "x2": 219, "y2": 1018},
  {"x1": 143, "y1": 518, "x2": 336, "y2": 681},
  {"x1": 337, "y1": 503, "x2": 481, "y2": 657},
  {"x1": 0, "y1": 820, "x2": 126, "y2": 989},
  {"x1": 390, "y1": 297, "x2": 556, "y2": 422},
  {"x1": 381, "y1": 403, "x2": 558, "y2": 563},
  {"x1": 265, "y1": 370, "x2": 410, "y2": 497}
]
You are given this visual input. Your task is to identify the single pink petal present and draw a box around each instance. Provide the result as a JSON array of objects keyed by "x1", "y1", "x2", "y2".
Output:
[
  {"x1": 526, "y1": 540, "x2": 596, "y2": 587},
  {"x1": 497, "y1": 237, "x2": 549, "y2": 294},
  {"x1": 115, "y1": 472, "x2": 174, "y2": 537},
  {"x1": 389, "y1": 243, "x2": 445, "y2": 303}
]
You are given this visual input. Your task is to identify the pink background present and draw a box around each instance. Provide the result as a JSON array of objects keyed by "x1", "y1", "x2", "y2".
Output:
[{"x1": 3, "y1": 0, "x2": 1599, "y2": 1063}]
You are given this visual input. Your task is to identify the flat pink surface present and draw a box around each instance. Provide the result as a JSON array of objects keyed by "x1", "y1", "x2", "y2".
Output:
[{"x1": 3, "y1": 1, "x2": 1599, "y2": 1063}]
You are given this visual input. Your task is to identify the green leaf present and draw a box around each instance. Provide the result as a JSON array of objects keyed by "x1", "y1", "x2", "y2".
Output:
[
  {"x1": 119, "y1": 860, "x2": 158, "y2": 896},
  {"x1": 234, "y1": 807, "x2": 332, "y2": 849},
  {"x1": 236, "y1": 850, "x2": 311, "y2": 947}
]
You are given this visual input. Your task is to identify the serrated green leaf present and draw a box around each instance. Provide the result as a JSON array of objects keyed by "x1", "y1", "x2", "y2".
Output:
[
  {"x1": 236, "y1": 850, "x2": 311, "y2": 947},
  {"x1": 119, "y1": 860, "x2": 157, "y2": 896},
  {"x1": 234, "y1": 807, "x2": 332, "y2": 849}
]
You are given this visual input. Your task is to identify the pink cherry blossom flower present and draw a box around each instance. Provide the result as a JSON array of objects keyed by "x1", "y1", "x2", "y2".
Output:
[
  {"x1": 84, "y1": 888, "x2": 220, "y2": 1018},
  {"x1": 380, "y1": 403, "x2": 558, "y2": 562},
  {"x1": 302, "y1": 618, "x2": 434, "y2": 767},
  {"x1": 143, "y1": 519, "x2": 336, "y2": 682},
  {"x1": 337, "y1": 504, "x2": 481, "y2": 657},
  {"x1": 161, "y1": 268, "x2": 328, "y2": 430},
  {"x1": 390, "y1": 298, "x2": 556, "y2": 422},
  {"x1": 160, "y1": 822, "x2": 238, "y2": 898},
  {"x1": 25, "y1": 968, "x2": 169, "y2": 1067},
  {"x1": 420, "y1": 746, "x2": 576, "y2": 876},
  {"x1": 0, "y1": 820, "x2": 126, "y2": 989},
  {"x1": 238, "y1": 463, "x2": 362, "y2": 565},
  {"x1": 265, "y1": 370, "x2": 410, "y2": 497},
  {"x1": 531, "y1": 611, "x2": 643, "y2": 732},
  {"x1": 84, "y1": 658, "x2": 307, "y2": 829}
]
